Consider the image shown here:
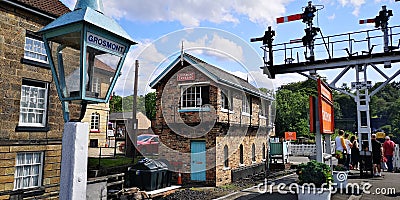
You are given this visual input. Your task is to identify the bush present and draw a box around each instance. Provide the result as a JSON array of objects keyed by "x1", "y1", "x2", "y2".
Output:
[
  {"x1": 296, "y1": 160, "x2": 332, "y2": 188},
  {"x1": 333, "y1": 165, "x2": 347, "y2": 171}
]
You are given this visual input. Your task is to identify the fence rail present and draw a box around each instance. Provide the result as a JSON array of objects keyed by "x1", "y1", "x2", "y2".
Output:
[{"x1": 288, "y1": 141, "x2": 335, "y2": 156}]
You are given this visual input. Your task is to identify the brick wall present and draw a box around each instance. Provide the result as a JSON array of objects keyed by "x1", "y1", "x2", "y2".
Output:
[{"x1": 152, "y1": 61, "x2": 273, "y2": 186}]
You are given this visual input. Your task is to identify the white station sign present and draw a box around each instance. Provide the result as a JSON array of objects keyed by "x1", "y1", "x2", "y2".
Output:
[{"x1": 87, "y1": 32, "x2": 126, "y2": 55}]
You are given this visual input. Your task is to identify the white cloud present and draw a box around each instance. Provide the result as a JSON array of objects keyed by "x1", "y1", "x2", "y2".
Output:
[
  {"x1": 271, "y1": 73, "x2": 307, "y2": 90},
  {"x1": 62, "y1": 0, "x2": 294, "y2": 27},
  {"x1": 182, "y1": 33, "x2": 244, "y2": 62},
  {"x1": 337, "y1": 0, "x2": 366, "y2": 16},
  {"x1": 328, "y1": 14, "x2": 336, "y2": 20},
  {"x1": 208, "y1": 34, "x2": 244, "y2": 62},
  {"x1": 115, "y1": 40, "x2": 168, "y2": 96}
]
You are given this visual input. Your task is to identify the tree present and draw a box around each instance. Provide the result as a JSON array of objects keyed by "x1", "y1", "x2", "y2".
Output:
[
  {"x1": 109, "y1": 92, "x2": 156, "y2": 120},
  {"x1": 275, "y1": 89, "x2": 310, "y2": 138},
  {"x1": 109, "y1": 95, "x2": 122, "y2": 112},
  {"x1": 145, "y1": 92, "x2": 156, "y2": 119}
]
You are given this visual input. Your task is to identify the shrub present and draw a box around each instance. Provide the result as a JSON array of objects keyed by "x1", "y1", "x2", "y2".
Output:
[{"x1": 296, "y1": 160, "x2": 333, "y2": 188}]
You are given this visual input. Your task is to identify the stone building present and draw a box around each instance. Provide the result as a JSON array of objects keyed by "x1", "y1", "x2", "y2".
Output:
[
  {"x1": 150, "y1": 53, "x2": 274, "y2": 186},
  {"x1": 0, "y1": 0, "x2": 113, "y2": 198},
  {"x1": 0, "y1": 0, "x2": 69, "y2": 198}
]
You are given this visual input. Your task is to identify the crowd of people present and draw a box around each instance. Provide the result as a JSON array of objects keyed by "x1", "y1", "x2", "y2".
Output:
[{"x1": 335, "y1": 130, "x2": 397, "y2": 177}]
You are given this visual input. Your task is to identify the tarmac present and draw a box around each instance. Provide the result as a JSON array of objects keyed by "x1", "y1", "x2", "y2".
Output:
[{"x1": 216, "y1": 156, "x2": 400, "y2": 200}]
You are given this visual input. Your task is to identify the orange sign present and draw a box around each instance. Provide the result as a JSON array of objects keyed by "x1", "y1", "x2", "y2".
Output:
[
  {"x1": 318, "y1": 79, "x2": 334, "y2": 134},
  {"x1": 285, "y1": 132, "x2": 297, "y2": 140}
]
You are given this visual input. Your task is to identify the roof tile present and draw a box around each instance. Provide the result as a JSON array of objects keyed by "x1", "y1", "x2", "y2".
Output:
[{"x1": 13, "y1": 0, "x2": 70, "y2": 17}]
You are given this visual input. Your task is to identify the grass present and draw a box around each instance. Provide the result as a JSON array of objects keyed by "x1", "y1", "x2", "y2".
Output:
[
  {"x1": 88, "y1": 156, "x2": 135, "y2": 168},
  {"x1": 218, "y1": 183, "x2": 239, "y2": 190}
]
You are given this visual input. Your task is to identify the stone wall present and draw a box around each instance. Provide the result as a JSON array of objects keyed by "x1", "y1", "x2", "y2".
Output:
[
  {"x1": 152, "y1": 61, "x2": 273, "y2": 186},
  {"x1": 83, "y1": 104, "x2": 110, "y2": 147},
  {"x1": 0, "y1": 3, "x2": 79, "y2": 198},
  {"x1": 215, "y1": 129, "x2": 269, "y2": 186}
]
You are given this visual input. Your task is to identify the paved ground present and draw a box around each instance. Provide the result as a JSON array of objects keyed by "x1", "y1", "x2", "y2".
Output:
[{"x1": 216, "y1": 154, "x2": 400, "y2": 200}]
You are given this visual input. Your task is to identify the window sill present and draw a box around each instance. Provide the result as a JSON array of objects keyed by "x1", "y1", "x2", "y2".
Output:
[
  {"x1": 223, "y1": 167, "x2": 230, "y2": 171},
  {"x1": 90, "y1": 130, "x2": 101, "y2": 133},
  {"x1": 178, "y1": 107, "x2": 211, "y2": 112},
  {"x1": 12, "y1": 186, "x2": 45, "y2": 197},
  {"x1": 251, "y1": 161, "x2": 257, "y2": 165},
  {"x1": 221, "y1": 109, "x2": 234, "y2": 114},
  {"x1": 241, "y1": 112, "x2": 251, "y2": 117},
  {"x1": 259, "y1": 115, "x2": 267, "y2": 119},
  {"x1": 21, "y1": 58, "x2": 49, "y2": 69},
  {"x1": 15, "y1": 126, "x2": 50, "y2": 132},
  {"x1": 239, "y1": 163, "x2": 245, "y2": 167}
]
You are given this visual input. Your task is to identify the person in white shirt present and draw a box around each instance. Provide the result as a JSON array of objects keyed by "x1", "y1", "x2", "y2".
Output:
[
  {"x1": 335, "y1": 130, "x2": 347, "y2": 166},
  {"x1": 344, "y1": 133, "x2": 353, "y2": 170}
]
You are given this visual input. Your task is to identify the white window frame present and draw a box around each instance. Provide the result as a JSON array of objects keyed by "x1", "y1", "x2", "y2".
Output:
[
  {"x1": 180, "y1": 85, "x2": 209, "y2": 109},
  {"x1": 221, "y1": 90, "x2": 234, "y2": 113},
  {"x1": 242, "y1": 95, "x2": 250, "y2": 115},
  {"x1": 259, "y1": 100, "x2": 267, "y2": 119},
  {"x1": 19, "y1": 81, "x2": 48, "y2": 127},
  {"x1": 24, "y1": 36, "x2": 48, "y2": 63},
  {"x1": 90, "y1": 112, "x2": 100, "y2": 132},
  {"x1": 91, "y1": 77, "x2": 100, "y2": 94},
  {"x1": 14, "y1": 152, "x2": 44, "y2": 190}
]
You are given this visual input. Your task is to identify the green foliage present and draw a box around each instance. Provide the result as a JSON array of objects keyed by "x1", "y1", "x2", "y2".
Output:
[
  {"x1": 145, "y1": 92, "x2": 156, "y2": 119},
  {"x1": 110, "y1": 92, "x2": 156, "y2": 120},
  {"x1": 88, "y1": 156, "x2": 133, "y2": 168},
  {"x1": 333, "y1": 165, "x2": 347, "y2": 171},
  {"x1": 333, "y1": 92, "x2": 355, "y2": 119},
  {"x1": 275, "y1": 89, "x2": 310, "y2": 138},
  {"x1": 296, "y1": 160, "x2": 333, "y2": 188},
  {"x1": 109, "y1": 95, "x2": 122, "y2": 112}
]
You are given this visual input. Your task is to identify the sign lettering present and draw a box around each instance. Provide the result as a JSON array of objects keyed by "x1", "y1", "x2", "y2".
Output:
[
  {"x1": 318, "y1": 79, "x2": 334, "y2": 134},
  {"x1": 177, "y1": 72, "x2": 195, "y2": 81},
  {"x1": 87, "y1": 32, "x2": 126, "y2": 55},
  {"x1": 285, "y1": 132, "x2": 297, "y2": 140}
]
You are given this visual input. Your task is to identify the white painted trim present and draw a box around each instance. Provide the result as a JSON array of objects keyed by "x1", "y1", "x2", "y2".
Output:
[
  {"x1": 178, "y1": 81, "x2": 210, "y2": 87},
  {"x1": 221, "y1": 108, "x2": 234, "y2": 114},
  {"x1": 242, "y1": 112, "x2": 251, "y2": 117},
  {"x1": 223, "y1": 167, "x2": 231, "y2": 171}
]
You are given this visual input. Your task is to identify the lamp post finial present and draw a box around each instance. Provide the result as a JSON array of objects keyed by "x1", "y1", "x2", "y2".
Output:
[{"x1": 74, "y1": 0, "x2": 104, "y2": 13}]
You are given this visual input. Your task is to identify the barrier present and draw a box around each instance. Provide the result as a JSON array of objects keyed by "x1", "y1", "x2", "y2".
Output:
[
  {"x1": 393, "y1": 144, "x2": 400, "y2": 171},
  {"x1": 288, "y1": 141, "x2": 335, "y2": 156}
]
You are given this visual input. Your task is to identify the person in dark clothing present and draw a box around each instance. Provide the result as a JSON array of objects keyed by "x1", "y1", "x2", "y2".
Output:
[
  {"x1": 350, "y1": 135, "x2": 360, "y2": 170},
  {"x1": 371, "y1": 134, "x2": 383, "y2": 176}
]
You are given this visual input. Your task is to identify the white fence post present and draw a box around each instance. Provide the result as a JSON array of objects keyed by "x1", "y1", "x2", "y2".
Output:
[{"x1": 394, "y1": 144, "x2": 400, "y2": 171}]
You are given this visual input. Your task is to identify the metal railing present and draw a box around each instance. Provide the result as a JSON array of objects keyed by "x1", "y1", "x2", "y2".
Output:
[{"x1": 262, "y1": 25, "x2": 400, "y2": 66}]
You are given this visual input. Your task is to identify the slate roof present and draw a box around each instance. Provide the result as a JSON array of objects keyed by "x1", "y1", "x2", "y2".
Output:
[
  {"x1": 109, "y1": 112, "x2": 151, "y2": 130},
  {"x1": 185, "y1": 53, "x2": 260, "y2": 92},
  {"x1": 11, "y1": 0, "x2": 70, "y2": 17},
  {"x1": 150, "y1": 53, "x2": 273, "y2": 100}
]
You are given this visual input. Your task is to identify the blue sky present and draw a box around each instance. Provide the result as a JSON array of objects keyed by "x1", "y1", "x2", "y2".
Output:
[{"x1": 60, "y1": 0, "x2": 400, "y2": 96}]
